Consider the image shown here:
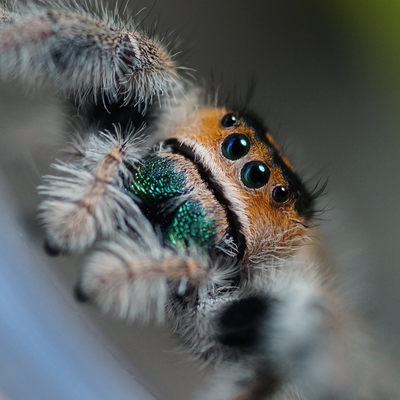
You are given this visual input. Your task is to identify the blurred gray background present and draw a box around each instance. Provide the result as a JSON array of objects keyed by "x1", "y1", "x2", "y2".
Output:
[{"x1": 0, "y1": 0, "x2": 400, "y2": 399}]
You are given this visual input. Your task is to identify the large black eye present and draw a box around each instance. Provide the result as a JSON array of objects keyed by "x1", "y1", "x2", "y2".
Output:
[
  {"x1": 272, "y1": 186, "x2": 290, "y2": 203},
  {"x1": 241, "y1": 162, "x2": 270, "y2": 188},
  {"x1": 221, "y1": 113, "x2": 238, "y2": 128},
  {"x1": 222, "y1": 134, "x2": 250, "y2": 160}
]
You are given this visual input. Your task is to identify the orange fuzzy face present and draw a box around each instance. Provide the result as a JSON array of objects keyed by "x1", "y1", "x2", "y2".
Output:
[{"x1": 161, "y1": 108, "x2": 313, "y2": 267}]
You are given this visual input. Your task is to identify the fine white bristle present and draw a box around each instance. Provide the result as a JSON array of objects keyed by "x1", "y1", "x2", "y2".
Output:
[
  {"x1": 0, "y1": 0, "x2": 183, "y2": 106},
  {"x1": 39, "y1": 128, "x2": 146, "y2": 253}
]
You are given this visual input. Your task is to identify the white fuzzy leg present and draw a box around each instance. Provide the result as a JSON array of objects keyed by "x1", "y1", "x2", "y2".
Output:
[
  {"x1": 199, "y1": 264, "x2": 397, "y2": 400},
  {"x1": 39, "y1": 129, "x2": 145, "y2": 254},
  {"x1": 0, "y1": 4, "x2": 181, "y2": 105},
  {"x1": 264, "y1": 267, "x2": 397, "y2": 400},
  {"x1": 78, "y1": 232, "x2": 240, "y2": 323}
]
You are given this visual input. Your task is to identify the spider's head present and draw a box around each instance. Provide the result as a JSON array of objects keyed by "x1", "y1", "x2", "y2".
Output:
[{"x1": 127, "y1": 109, "x2": 314, "y2": 266}]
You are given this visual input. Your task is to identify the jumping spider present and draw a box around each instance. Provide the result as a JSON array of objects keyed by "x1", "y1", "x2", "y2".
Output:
[{"x1": 0, "y1": 1, "x2": 397, "y2": 399}]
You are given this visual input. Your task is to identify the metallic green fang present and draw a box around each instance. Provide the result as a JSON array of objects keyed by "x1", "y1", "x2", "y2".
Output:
[{"x1": 127, "y1": 155, "x2": 218, "y2": 251}]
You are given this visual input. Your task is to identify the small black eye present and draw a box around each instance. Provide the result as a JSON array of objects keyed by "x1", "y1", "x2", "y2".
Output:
[
  {"x1": 222, "y1": 134, "x2": 250, "y2": 160},
  {"x1": 221, "y1": 113, "x2": 238, "y2": 128},
  {"x1": 241, "y1": 162, "x2": 270, "y2": 188},
  {"x1": 272, "y1": 186, "x2": 290, "y2": 203}
]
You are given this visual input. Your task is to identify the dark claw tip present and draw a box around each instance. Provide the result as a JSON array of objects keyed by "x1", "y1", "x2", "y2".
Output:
[
  {"x1": 43, "y1": 240, "x2": 61, "y2": 257},
  {"x1": 74, "y1": 284, "x2": 90, "y2": 303}
]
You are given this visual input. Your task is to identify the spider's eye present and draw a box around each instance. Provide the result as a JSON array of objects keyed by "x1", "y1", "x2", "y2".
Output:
[
  {"x1": 221, "y1": 113, "x2": 238, "y2": 128},
  {"x1": 272, "y1": 186, "x2": 290, "y2": 203},
  {"x1": 222, "y1": 134, "x2": 250, "y2": 160},
  {"x1": 241, "y1": 162, "x2": 270, "y2": 188}
]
